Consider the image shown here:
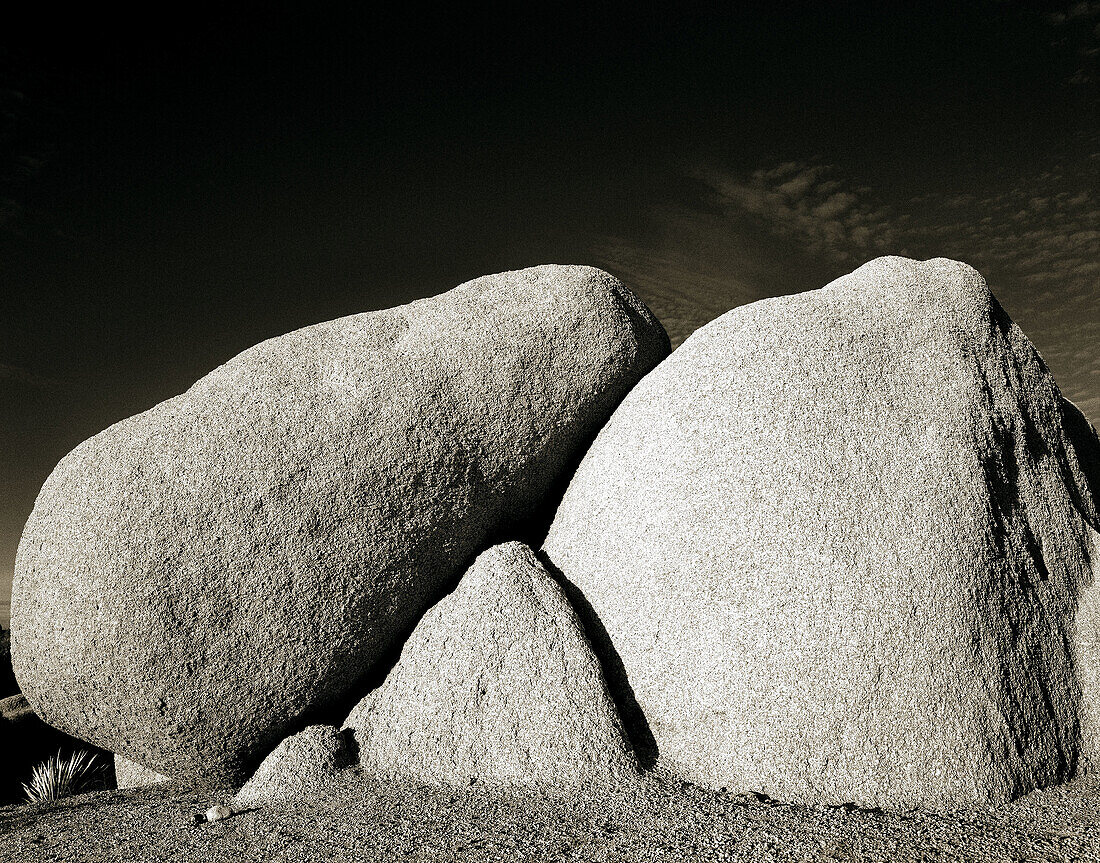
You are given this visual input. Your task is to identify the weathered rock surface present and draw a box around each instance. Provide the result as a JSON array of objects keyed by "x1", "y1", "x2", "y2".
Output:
[
  {"x1": 233, "y1": 725, "x2": 351, "y2": 808},
  {"x1": 114, "y1": 756, "x2": 171, "y2": 790},
  {"x1": 343, "y1": 542, "x2": 636, "y2": 788},
  {"x1": 11, "y1": 265, "x2": 668, "y2": 784},
  {"x1": 1066, "y1": 398, "x2": 1100, "y2": 769},
  {"x1": 543, "y1": 256, "x2": 1100, "y2": 810}
]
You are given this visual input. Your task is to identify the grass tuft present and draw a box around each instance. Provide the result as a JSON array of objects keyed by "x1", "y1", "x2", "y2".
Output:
[{"x1": 22, "y1": 749, "x2": 107, "y2": 805}]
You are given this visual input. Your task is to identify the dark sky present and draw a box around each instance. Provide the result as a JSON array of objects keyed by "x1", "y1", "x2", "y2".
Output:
[{"x1": 2, "y1": 3, "x2": 1098, "y2": 621}]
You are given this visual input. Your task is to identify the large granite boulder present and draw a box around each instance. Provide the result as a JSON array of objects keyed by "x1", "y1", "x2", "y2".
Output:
[
  {"x1": 343, "y1": 542, "x2": 636, "y2": 788},
  {"x1": 1066, "y1": 399, "x2": 1100, "y2": 764},
  {"x1": 12, "y1": 265, "x2": 668, "y2": 785},
  {"x1": 543, "y1": 256, "x2": 1100, "y2": 811}
]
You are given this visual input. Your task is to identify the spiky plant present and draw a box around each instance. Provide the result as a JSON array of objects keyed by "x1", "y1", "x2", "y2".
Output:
[{"x1": 22, "y1": 749, "x2": 106, "y2": 805}]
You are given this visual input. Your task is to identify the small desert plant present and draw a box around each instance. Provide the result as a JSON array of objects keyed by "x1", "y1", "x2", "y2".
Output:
[{"x1": 22, "y1": 749, "x2": 106, "y2": 805}]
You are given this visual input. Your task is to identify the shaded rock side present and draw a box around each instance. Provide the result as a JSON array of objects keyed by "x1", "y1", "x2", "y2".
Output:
[
  {"x1": 233, "y1": 725, "x2": 352, "y2": 808},
  {"x1": 543, "y1": 256, "x2": 1100, "y2": 811},
  {"x1": 114, "y1": 755, "x2": 171, "y2": 790},
  {"x1": 0, "y1": 627, "x2": 16, "y2": 698},
  {"x1": 11, "y1": 265, "x2": 669, "y2": 785},
  {"x1": 1065, "y1": 398, "x2": 1100, "y2": 770},
  {"x1": 343, "y1": 542, "x2": 637, "y2": 788}
]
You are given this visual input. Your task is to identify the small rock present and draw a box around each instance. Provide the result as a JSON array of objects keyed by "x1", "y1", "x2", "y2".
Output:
[
  {"x1": 114, "y1": 754, "x2": 171, "y2": 790},
  {"x1": 204, "y1": 804, "x2": 233, "y2": 823}
]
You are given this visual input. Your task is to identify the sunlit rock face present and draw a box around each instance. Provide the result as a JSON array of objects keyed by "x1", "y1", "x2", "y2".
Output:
[
  {"x1": 11, "y1": 265, "x2": 669, "y2": 785},
  {"x1": 343, "y1": 542, "x2": 637, "y2": 789},
  {"x1": 113, "y1": 755, "x2": 169, "y2": 790},
  {"x1": 544, "y1": 256, "x2": 1100, "y2": 811},
  {"x1": 233, "y1": 725, "x2": 352, "y2": 809}
]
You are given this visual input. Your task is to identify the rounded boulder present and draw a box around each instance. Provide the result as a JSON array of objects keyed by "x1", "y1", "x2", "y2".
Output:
[
  {"x1": 12, "y1": 265, "x2": 668, "y2": 784},
  {"x1": 543, "y1": 256, "x2": 1100, "y2": 810}
]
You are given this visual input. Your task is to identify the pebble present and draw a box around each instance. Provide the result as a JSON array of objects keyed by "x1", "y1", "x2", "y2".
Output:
[{"x1": 204, "y1": 804, "x2": 233, "y2": 823}]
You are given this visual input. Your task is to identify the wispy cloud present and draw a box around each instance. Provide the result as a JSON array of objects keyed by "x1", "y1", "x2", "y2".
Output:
[
  {"x1": 687, "y1": 162, "x2": 905, "y2": 265},
  {"x1": 589, "y1": 157, "x2": 1100, "y2": 425},
  {"x1": 1041, "y1": 1, "x2": 1100, "y2": 85}
]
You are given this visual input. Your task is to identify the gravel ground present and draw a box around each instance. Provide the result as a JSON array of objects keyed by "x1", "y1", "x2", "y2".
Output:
[{"x1": 2, "y1": 768, "x2": 1099, "y2": 862}]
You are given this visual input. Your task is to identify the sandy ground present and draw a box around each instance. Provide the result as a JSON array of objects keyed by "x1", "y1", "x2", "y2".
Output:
[{"x1": 1, "y1": 768, "x2": 1099, "y2": 862}]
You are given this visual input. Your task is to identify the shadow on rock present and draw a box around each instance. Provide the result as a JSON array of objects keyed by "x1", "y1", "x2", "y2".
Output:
[{"x1": 537, "y1": 551, "x2": 659, "y2": 770}]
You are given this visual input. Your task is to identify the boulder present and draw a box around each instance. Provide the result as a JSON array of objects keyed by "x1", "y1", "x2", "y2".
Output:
[
  {"x1": 233, "y1": 725, "x2": 351, "y2": 808},
  {"x1": 1065, "y1": 398, "x2": 1100, "y2": 766},
  {"x1": 114, "y1": 755, "x2": 171, "y2": 790},
  {"x1": 343, "y1": 542, "x2": 636, "y2": 788},
  {"x1": 543, "y1": 256, "x2": 1100, "y2": 810},
  {"x1": 11, "y1": 265, "x2": 669, "y2": 784}
]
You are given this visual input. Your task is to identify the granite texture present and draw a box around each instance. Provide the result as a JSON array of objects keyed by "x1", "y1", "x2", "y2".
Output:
[
  {"x1": 232, "y1": 725, "x2": 352, "y2": 809},
  {"x1": 114, "y1": 756, "x2": 171, "y2": 791},
  {"x1": 11, "y1": 265, "x2": 668, "y2": 785},
  {"x1": 543, "y1": 256, "x2": 1100, "y2": 810},
  {"x1": 7, "y1": 769, "x2": 1100, "y2": 862},
  {"x1": 343, "y1": 542, "x2": 636, "y2": 788}
]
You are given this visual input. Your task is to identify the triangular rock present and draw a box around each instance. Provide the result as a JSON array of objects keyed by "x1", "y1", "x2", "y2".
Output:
[
  {"x1": 233, "y1": 725, "x2": 352, "y2": 808},
  {"x1": 114, "y1": 755, "x2": 170, "y2": 790},
  {"x1": 342, "y1": 542, "x2": 636, "y2": 788}
]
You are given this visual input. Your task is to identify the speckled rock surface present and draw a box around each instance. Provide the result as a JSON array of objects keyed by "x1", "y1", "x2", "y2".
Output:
[
  {"x1": 543, "y1": 256, "x2": 1100, "y2": 810},
  {"x1": 233, "y1": 725, "x2": 352, "y2": 809},
  {"x1": 343, "y1": 542, "x2": 637, "y2": 788},
  {"x1": 114, "y1": 756, "x2": 171, "y2": 791},
  {"x1": 1067, "y1": 396, "x2": 1100, "y2": 768},
  {"x1": 11, "y1": 265, "x2": 669, "y2": 786}
]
